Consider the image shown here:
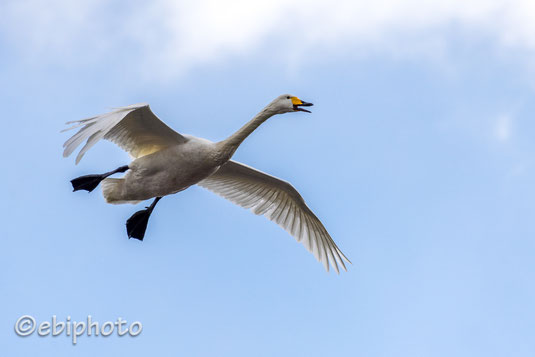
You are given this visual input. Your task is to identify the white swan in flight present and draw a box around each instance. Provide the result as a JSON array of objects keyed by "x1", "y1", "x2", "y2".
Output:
[{"x1": 63, "y1": 94, "x2": 350, "y2": 272}]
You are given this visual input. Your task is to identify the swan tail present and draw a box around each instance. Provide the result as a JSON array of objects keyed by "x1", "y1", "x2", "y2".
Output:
[{"x1": 102, "y1": 178, "x2": 141, "y2": 205}]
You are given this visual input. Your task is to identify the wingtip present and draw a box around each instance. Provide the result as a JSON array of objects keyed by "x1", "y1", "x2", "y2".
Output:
[
  {"x1": 75, "y1": 153, "x2": 83, "y2": 165},
  {"x1": 333, "y1": 263, "x2": 340, "y2": 274}
]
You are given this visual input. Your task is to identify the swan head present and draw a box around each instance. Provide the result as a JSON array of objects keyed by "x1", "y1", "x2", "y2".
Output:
[{"x1": 268, "y1": 94, "x2": 313, "y2": 114}]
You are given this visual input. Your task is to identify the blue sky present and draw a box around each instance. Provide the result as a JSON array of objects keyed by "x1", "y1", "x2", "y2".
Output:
[{"x1": 2, "y1": 1, "x2": 535, "y2": 356}]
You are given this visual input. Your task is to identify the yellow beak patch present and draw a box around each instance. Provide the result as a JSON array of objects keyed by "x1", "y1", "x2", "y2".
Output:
[{"x1": 291, "y1": 97, "x2": 303, "y2": 105}]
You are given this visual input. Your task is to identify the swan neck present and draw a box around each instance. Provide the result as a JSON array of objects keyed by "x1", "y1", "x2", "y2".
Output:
[{"x1": 216, "y1": 107, "x2": 275, "y2": 162}]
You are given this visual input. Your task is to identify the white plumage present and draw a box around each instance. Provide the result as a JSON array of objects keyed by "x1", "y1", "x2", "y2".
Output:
[
  {"x1": 63, "y1": 95, "x2": 350, "y2": 272},
  {"x1": 198, "y1": 161, "x2": 349, "y2": 272},
  {"x1": 63, "y1": 103, "x2": 185, "y2": 163}
]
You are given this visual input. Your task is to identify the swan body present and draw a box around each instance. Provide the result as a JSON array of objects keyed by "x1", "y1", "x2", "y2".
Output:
[
  {"x1": 103, "y1": 136, "x2": 221, "y2": 203},
  {"x1": 63, "y1": 95, "x2": 350, "y2": 272}
]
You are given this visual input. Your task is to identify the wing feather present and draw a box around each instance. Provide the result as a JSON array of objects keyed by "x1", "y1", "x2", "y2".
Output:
[
  {"x1": 198, "y1": 160, "x2": 351, "y2": 272},
  {"x1": 62, "y1": 103, "x2": 185, "y2": 164}
]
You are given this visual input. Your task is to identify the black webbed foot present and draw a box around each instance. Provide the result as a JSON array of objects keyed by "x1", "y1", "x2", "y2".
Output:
[
  {"x1": 70, "y1": 165, "x2": 129, "y2": 193},
  {"x1": 126, "y1": 208, "x2": 152, "y2": 240},
  {"x1": 71, "y1": 174, "x2": 106, "y2": 192},
  {"x1": 126, "y1": 197, "x2": 162, "y2": 241}
]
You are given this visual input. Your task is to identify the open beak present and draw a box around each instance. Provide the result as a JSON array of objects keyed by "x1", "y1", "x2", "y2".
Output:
[{"x1": 291, "y1": 97, "x2": 313, "y2": 113}]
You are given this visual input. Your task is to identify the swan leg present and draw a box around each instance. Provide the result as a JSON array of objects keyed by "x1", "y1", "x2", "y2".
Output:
[
  {"x1": 70, "y1": 165, "x2": 129, "y2": 192},
  {"x1": 126, "y1": 197, "x2": 162, "y2": 241}
]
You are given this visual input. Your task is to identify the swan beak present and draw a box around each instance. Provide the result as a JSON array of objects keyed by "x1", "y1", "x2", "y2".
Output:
[{"x1": 291, "y1": 97, "x2": 313, "y2": 113}]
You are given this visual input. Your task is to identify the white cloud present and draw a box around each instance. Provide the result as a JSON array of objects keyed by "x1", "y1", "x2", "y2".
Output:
[
  {"x1": 494, "y1": 114, "x2": 514, "y2": 143},
  {"x1": 3, "y1": 0, "x2": 535, "y2": 79}
]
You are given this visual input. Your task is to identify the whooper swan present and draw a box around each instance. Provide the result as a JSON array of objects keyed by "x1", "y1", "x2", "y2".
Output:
[{"x1": 63, "y1": 94, "x2": 350, "y2": 272}]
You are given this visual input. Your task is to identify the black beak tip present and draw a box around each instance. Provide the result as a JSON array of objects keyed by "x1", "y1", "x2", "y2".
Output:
[{"x1": 293, "y1": 101, "x2": 313, "y2": 113}]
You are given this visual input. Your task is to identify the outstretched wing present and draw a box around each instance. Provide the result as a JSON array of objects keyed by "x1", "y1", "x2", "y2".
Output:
[
  {"x1": 198, "y1": 160, "x2": 351, "y2": 273},
  {"x1": 62, "y1": 103, "x2": 186, "y2": 164}
]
